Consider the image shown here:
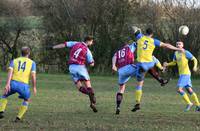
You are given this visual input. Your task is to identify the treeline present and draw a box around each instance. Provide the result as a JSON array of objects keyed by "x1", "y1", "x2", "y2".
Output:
[{"x1": 0, "y1": 0, "x2": 200, "y2": 74}]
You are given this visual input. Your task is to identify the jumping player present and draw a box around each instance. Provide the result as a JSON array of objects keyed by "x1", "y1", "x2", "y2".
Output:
[
  {"x1": 112, "y1": 42, "x2": 169, "y2": 114},
  {"x1": 0, "y1": 47, "x2": 37, "y2": 122},
  {"x1": 163, "y1": 41, "x2": 200, "y2": 111},
  {"x1": 52, "y1": 36, "x2": 97, "y2": 112},
  {"x1": 130, "y1": 27, "x2": 184, "y2": 112}
]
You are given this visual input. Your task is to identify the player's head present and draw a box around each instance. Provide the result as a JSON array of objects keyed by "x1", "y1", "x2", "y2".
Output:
[
  {"x1": 84, "y1": 36, "x2": 94, "y2": 46},
  {"x1": 21, "y1": 46, "x2": 30, "y2": 57},
  {"x1": 146, "y1": 28, "x2": 153, "y2": 37},
  {"x1": 176, "y1": 41, "x2": 184, "y2": 48}
]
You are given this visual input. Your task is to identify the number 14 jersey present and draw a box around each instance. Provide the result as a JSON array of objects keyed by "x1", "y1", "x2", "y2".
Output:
[{"x1": 9, "y1": 57, "x2": 36, "y2": 84}]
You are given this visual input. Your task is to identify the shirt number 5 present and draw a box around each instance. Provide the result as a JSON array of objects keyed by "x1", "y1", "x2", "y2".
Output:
[{"x1": 143, "y1": 40, "x2": 148, "y2": 50}]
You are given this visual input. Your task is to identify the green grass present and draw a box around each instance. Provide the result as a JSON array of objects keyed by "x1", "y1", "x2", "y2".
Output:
[{"x1": 0, "y1": 73, "x2": 200, "y2": 131}]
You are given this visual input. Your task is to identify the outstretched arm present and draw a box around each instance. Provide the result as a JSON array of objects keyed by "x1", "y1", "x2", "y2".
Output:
[
  {"x1": 163, "y1": 61, "x2": 176, "y2": 67},
  {"x1": 53, "y1": 43, "x2": 66, "y2": 49},
  {"x1": 160, "y1": 42, "x2": 184, "y2": 52}
]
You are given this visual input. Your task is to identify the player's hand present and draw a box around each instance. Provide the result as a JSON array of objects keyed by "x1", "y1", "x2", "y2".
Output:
[
  {"x1": 33, "y1": 87, "x2": 37, "y2": 96},
  {"x1": 46, "y1": 46, "x2": 54, "y2": 50},
  {"x1": 163, "y1": 62, "x2": 168, "y2": 67},
  {"x1": 193, "y1": 67, "x2": 198, "y2": 72},
  {"x1": 112, "y1": 65, "x2": 117, "y2": 72},
  {"x1": 89, "y1": 63, "x2": 94, "y2": 67},
  {"x1": 4, "y1": 84, "x2": 10, "y2": 95},
  {"x1": 162, "y1": 66, "x2": 167, "y2": 73}
]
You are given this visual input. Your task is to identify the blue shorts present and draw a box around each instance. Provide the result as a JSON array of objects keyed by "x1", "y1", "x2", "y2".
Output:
[
  {"x1": 177, "y1": 75, "x2": 192, "y2": 88},
  {"x1": 69, "y1": 64, "x2": 90, "y2": 83},
  {"x1": 4, "y1": 80, "x2": 30, "y2": 100},
  {"x1": 118, "y1": 64, "x2": 137, "y2": 85},
  {"x1": 136, "y1": 62, "x2": 155, "y2": 81}
]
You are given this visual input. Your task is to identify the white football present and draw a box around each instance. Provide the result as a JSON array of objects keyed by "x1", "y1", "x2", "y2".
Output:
[{"x1": 179, "y1": 25, "x2": 189, "y2": 35}]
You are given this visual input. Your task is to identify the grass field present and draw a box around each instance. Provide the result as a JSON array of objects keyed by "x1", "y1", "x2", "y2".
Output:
[{"x1": 0, "y1": 73, "x2": 200, "y2": 131}]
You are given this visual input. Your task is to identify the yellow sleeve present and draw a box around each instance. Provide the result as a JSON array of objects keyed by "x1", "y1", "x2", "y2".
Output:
[
  {"x1": 191, "y1": 57, "x2": 198, "y2": 69},
  {"x1": 156, "y1": 61, "x2": 163, "y2": 70},
  {"x1": 167, "y1": 61, "x2": 176, "y2": 66}
]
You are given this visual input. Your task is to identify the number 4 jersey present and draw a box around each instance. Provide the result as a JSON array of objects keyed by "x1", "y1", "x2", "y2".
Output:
[
  {"x1": 9, "y1": 57, "x2": 36, "y2": 84},
  {"x1": 64, "y1": 41, "x2": 94, "y2": 65}
]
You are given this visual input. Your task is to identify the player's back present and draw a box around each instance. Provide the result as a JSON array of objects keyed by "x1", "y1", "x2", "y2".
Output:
[
  {"x1": 136, "y1": 35, "x2": 156, "y2": 63},
  {"x1": 11, "y1": 57, "x2": 35, "y2": 84},
  {"x1": 68, "y1": 42, "x2": 88, "y2": 65},
  {"x1": 115, "y1": 46, "x2": 134, "y2": 69}
]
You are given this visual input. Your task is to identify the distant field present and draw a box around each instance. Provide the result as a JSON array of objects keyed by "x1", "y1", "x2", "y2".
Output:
[{"x1": 0, "y1": 73, "x2": 200, "y2": 131}]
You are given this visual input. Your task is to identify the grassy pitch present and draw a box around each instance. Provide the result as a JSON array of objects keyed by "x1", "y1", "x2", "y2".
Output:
[{"x1": 0, "y1": 73, "x2": 200, "y2": 131}]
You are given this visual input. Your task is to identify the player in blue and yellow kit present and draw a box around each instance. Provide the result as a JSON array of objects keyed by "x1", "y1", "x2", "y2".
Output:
[
  {"x1": 130, "y1": 27, "x2": 184, "y2": 112},
  {"x1": 0, "y1": 47, "x2": 37, "y2": 121},
  {"x1": 164, "y1": 41, "x2": 200, "y2": 111}
]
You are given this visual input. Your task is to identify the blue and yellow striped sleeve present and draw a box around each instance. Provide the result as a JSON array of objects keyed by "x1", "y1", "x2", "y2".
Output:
[{"x1": 31, "y1": 61, "x2": 36, "y2": 73}]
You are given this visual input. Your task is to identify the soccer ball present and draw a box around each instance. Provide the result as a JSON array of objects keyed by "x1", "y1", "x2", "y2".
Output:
[{"x1": 179, "y1": 25, "x2": 189, "y2": 35}]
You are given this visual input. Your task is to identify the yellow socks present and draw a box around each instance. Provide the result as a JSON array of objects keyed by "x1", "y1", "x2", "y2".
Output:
[
  {"x1": 17, "y1": 102, "x2": 28, "y2": 119},
  {"x1": 135, "y1": 86, "x2": 142, "y2": 104},
  {"x1": 191, "y1": 93, "x2": 200, "y2": 106},
  {"x1": 182, "y1": 93, "x2": 192, "y2": 105},
  {"x1": 0, "y1": 98, "x2": 8, "y2": 112}
]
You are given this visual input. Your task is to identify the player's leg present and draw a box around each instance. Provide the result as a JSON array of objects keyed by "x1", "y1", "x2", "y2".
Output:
[
  {"x1": 15, "y1": 83, "x2": 31, "y2": 121},
  {"x1": 116, "y1": 84, "x2": 126, "y2": 114},
  {"x1": 115, "y1": 65, "x2": 136, "y2": 114},
  {"x1": 16, "y1": 100, "x2": 29, "y2": 122},
  {"x1": 177, "y1": 88, "x2": 193, "y2": 111},
  {"x1": 132, "y1": 64, "x2": 145, "y2": 112},
  {"x1": 0, "y1": 96, "x2": 8, "y2": 119},
  {"x1": 0, "y1": 81, "x2": 17, "y2": 119},
  {"x1": 177, "y1": 75, "x2": 193, "y2": 111},
  {"x1": 148, "y1": 67, "x2": 169, "y2": 86},
  {"x1": 69, "y1": 65, "x2": 91, "y2": 95},
  {"x1": 186, "y1": 87, "x2": 200, "y2": 111},
  {"x1": 84, "y1": 80, "x2": 98, "y2": 112}
]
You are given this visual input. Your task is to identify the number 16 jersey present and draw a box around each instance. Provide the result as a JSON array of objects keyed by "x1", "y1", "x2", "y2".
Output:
[{"x1": 9, "y1": 57, "x2": 36, "y2": 84}]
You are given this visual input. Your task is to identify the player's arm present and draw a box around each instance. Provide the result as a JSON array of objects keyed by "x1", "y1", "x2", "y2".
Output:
[
  {"x1": 86, "y1": 49, "x2": 94, "y2": 67},
  {"x1": 4, "y1": 61, "x2": 14, "y2": 95},
  {"x1": 52, "y1": 43, "x2": 66, "y2": 49},
  {"x1": 160, "y1": 42, "x2": 184, "y2": 52},
  {"x1": 31, "y1": 62, "x2": 37, "y2": 96},
  {"x1": 112, "y1": 54, "x2": 117, "y2": 72},
  {"x1": 191, "y1": 57, "x2": 198, "y2": 72},
  {"x1": 52, "y1": 41, "x2": 78, "y2": 49}
]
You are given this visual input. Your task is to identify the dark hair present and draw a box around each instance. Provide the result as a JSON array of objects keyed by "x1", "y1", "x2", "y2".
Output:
[
  {"x1": 146, "y1": 28, "x2": 153, "y2": 35},
  {"x1": 84, "y1": 35, "x2": 93, "y2": 42},
  {"x1": 21, "y1": 46, "x2": 30, "y2": 56}
]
